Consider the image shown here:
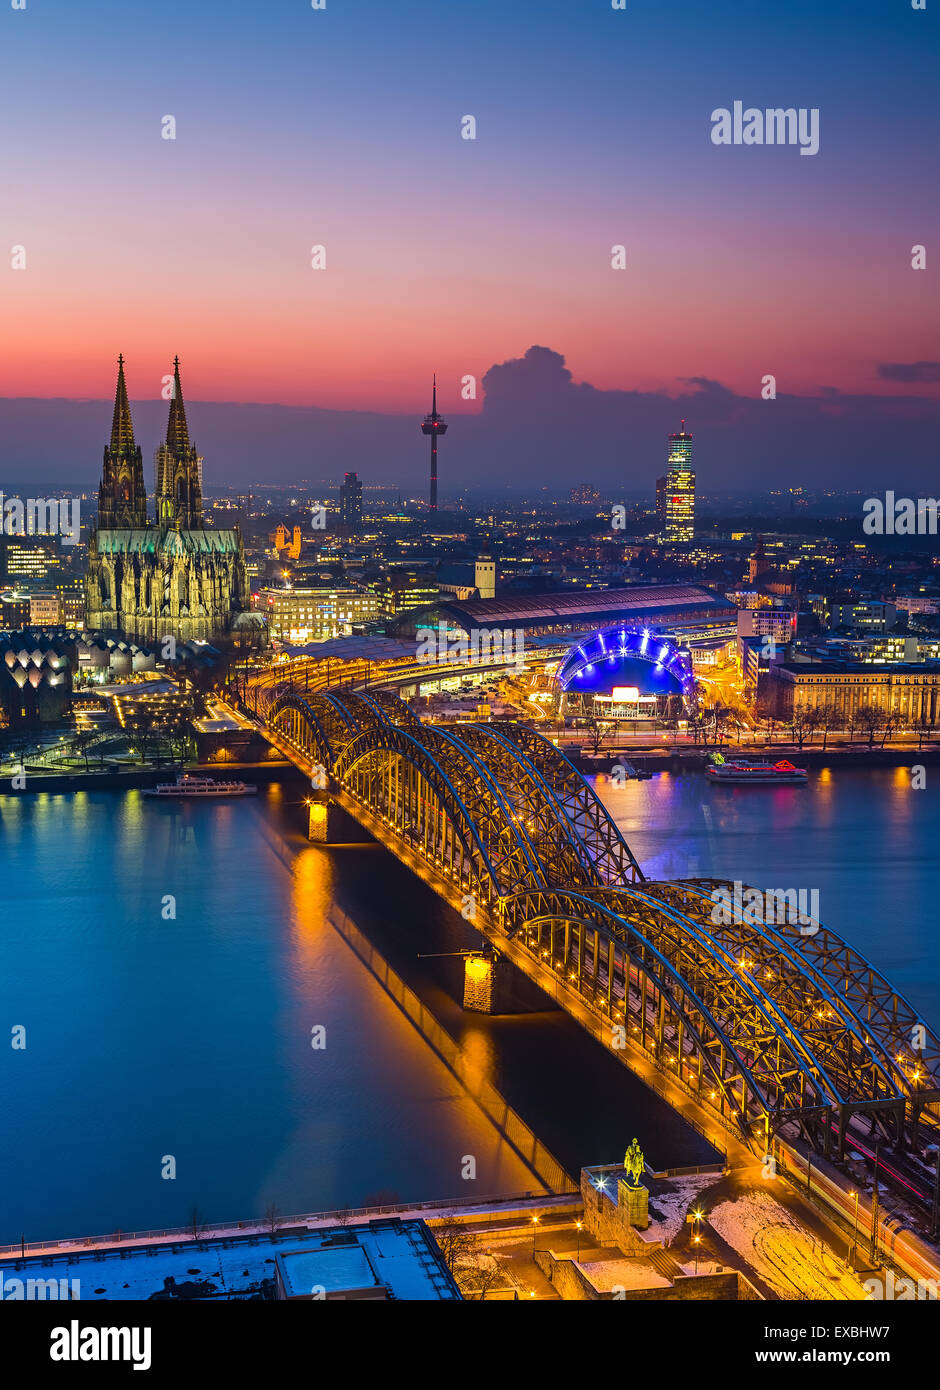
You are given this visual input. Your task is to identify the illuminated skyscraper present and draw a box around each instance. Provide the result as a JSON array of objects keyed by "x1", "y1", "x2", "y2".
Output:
[
  {"x1": 339, "y1": 471, "x2": 363, "y2": 532},
  {"x1": 660, "y1": 420, "x2": 695, "y2": 543}
]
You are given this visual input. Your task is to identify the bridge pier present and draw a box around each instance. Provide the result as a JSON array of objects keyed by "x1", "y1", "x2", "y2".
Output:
[
  {"x1": 306, "y1": 795, "x2": 374, "y2": 845},
  {"x1": 463, "y1": 953, "x2": 503, "y2": 1013},
  {"x1": 462, "y1": 950, "x2": 553, "y2": 1015}
]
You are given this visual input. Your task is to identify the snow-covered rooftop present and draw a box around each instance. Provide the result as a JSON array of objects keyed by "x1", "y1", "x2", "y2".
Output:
[{"x1": 0, "y1": 1220, "x2": 460, "y2": 1302}]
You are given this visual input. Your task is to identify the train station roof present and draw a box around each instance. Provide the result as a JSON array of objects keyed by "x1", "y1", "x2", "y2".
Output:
[
  {"x1": 276, "y1": 634, "x2": 419, "y2": 662},
  {"x1": 432, "y1": 584, "x2": 736, "y2": 634}
]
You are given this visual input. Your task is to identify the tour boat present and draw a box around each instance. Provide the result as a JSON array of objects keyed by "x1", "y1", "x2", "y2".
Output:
[
  {"x1": 144, "y1": 774, "x2": 258, "y2": 798},
  {"x1": 705, "y1": 758, "x2": 808, "y2": 785}
]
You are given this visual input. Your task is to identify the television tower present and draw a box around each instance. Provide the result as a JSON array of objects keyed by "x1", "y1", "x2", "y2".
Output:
[{"x1": 420, "y1": 374, "x2": 447, "y2": 514}]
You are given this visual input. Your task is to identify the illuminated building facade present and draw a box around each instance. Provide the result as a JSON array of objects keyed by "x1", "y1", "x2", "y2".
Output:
[
  {"x1": 374, "y1": 572, "x2": 440, "y2": 618},
  {"x1": 29, "y1": 593, "x2": 61, "y2": 627},
  {"x1": 737, "y1": 607, "x2": 797, "y2": 646},
  {"x1": 770, "y1": 661, "x2": 940, "y2": 722},
  {"x1": 2, "y1": 539, "x2": 57, "y2": 583},
  {"x1": 257, "y1": 586, "x2": 382, "y2": 643},
  {"x1": 0, "y1": 592, "x2": 31, "y2": 628},
  {"x1": 85, "y1": 357, "x2": 249, "y2": 644},
  {"x1": 660, "y1": 421, "x2": 695, "y2": 543},
  {"x1": 274, "y1": 524, "x2": 302, "y2": 560},
  {"x1": 474, "y1": 555, "x2": 496, "y2": 600}
]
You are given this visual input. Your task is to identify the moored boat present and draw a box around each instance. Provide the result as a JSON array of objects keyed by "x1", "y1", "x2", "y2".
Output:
[
  {"x1": 144, "y1": 774, "x2": 258, "y2": 798},
  {"x1": 705, "y1": 757, "x2": 808, "y2": 785}
]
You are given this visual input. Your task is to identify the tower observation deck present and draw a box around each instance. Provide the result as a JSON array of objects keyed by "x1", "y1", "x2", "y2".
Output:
[{"x1": 420, "y1": 374, "x2": 448, "y2": 514}]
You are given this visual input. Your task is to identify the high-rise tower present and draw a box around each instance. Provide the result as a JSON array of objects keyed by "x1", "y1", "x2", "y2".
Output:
[
  {"x1": 154, "y1": 357, "x2": 204, "y2": 529},
  {"x1": 660, "y1": 419, "x2": 695, "y2": 544},
  {"x1": 420, "y1": 374, "x2": 447, "y2": 515},
  {"x1": 97, "y1": 355, "x2": 148, "y2": 529},
  {"x1": 339, "y1": 471, "x2": 363, "y2": 532}
]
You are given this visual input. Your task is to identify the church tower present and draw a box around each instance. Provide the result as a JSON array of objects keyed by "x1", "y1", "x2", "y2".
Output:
[
  {"x1": 87, "y1": 353, "x2": 250, "y2": 646},
  {"x1": 154, "y1": 357, "x2": 203, "y2": 529},
  {"x1": 97, "y1": 355, "x2": 148, "y2": 529}
]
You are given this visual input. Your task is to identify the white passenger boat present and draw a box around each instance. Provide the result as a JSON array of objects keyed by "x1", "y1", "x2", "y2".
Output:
[
  {"x1": 705, "y1": 758, "x2": 808, "y2": 785},
  {"x1": 144, "y1": 774, "x2": 258, "y2": 798}
]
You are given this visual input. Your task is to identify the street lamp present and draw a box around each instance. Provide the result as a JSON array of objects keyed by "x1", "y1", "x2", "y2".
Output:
[
  {"x1": 531, "y1": 1214, "x2": 539, "y2": 1258},
  {"x1": 575, "y1": 1219, "x2": 583, "y2": 1262},
  {"x1": 691, "y1": 1209, "x2": 704, "y2": 1275}
]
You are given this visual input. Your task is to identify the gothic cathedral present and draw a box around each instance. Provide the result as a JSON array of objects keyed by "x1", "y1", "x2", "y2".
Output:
[{"x1": 85, "y1": 356, "x2": 249, "y2": 645}]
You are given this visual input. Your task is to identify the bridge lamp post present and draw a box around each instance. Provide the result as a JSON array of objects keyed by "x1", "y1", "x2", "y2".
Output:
[{"x1": 846, "y1": 1190, "x2": 859, "y2": 1269}]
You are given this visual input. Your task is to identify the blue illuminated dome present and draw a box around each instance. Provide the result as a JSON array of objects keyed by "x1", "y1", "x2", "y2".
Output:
[{"x1": 557, "y1": 625, "x2": 695, "y2": 699}]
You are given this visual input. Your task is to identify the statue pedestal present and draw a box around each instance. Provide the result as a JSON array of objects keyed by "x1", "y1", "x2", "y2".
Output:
[{"x1": 618, "y1": 1178, "x2": 649, "y2": 1230}]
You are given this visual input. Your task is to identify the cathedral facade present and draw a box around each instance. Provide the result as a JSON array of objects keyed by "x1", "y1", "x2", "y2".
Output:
[{"x1": 86, "y1": 357, "x2": 250, "y2": 646}]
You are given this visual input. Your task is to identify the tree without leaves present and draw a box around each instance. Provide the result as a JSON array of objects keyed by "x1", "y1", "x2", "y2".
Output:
[
  {"x1": 457, "y1": 1250, "x2": 505, "y2": 1301},
  {"x1": 847, "y1": 706, "x2": 862, "y2": 744},
  {"x1": 880, "y1": 711, "x2": 902, "y2": 748},
  {"x1": 803, "y1": 707, "x2": 823, "y2": 745},
  {"x1": 72, "y1": 728, "x2": 99, "y2": 771},
  {"x1": 856, "y1": 704, "x2": 883, "y2": 750},
  {"x1": 913, "y1": 704, "x2": 934, "y2": 751},
  {"x1": 711, "y1": 703, "x2": 731, "y2": 745},
  {"x1": 431, "y1": 1221, "x2": 477, "y2": 1275},
  {"x1": 124, "y1": 708, "x2": 156, "y2": 765},
  {"x1": 788, "y1": 708, "x2": 812, "y2": 750},
  {"x1": 583, "y1": 715, "x2": 606, "y2": 755},
  {"x1": 689, "y1": 710, "x2": 709, "y2": 747},
  {"x1": 815, "y1": 703, "x2": 840, "y2": 752},
  {"x1": 754, "y1": 690, "x2": 779, "y2": 745}
]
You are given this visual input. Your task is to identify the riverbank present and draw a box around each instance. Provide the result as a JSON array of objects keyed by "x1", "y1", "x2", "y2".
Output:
[
  {"x1": 571, "y1": 744, "x2": 940, "y2": 774},
  {"x1": 0, "y1": 759, "x2": 295, "y2": 795}
]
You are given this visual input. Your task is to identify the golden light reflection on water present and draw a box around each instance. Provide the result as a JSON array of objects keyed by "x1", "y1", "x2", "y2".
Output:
[
  {"x1": 288, "y1": 843, "x2": 335, "y2": 969},
  {"x1": 457, "y1": 1025, "x2": 497, "y2": 1092},
  {"x1": 118, "y1": 788, "x2": 145, "y2": 835},
  {"x1": 888, "y1": 763, "x2": 915, "y2": 821}
]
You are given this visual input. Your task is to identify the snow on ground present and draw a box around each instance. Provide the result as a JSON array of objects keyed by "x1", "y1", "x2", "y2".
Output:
[
  {"x1": 580, "y1": 1259, "x2": 671, "y2": 1292},
  {"x1": 645, "y1": 1175, "x2": 718, "y2": 1246},
  {"x1": 707, "y1": 1190, "x2": 869, "y2": 1301},
  {"x1": 678, "y1": 1260, "x2": 723, "y2": 1277}
]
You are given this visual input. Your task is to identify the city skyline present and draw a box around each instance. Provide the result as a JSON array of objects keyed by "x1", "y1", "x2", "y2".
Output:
[
  {"x1": 4, "y1": 342, "x2": 940, "y2": 495},
  {"x1": 4, "y1": 0, "x2": 940, "y2": 1336}
]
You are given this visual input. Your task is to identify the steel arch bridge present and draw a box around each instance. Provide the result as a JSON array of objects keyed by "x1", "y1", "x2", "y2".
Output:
[{"x1": 264, "y1": 686, "x2": 940, "y2": 1161}]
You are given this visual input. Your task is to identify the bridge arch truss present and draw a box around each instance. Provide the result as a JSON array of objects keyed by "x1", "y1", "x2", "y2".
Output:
[{"x1": 265, "y1": 686, "x2": 940, "y2": 1157}]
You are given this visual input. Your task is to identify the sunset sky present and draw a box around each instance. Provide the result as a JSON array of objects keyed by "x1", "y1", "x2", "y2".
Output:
[{"x1": 1, "y1": 0, "x2": 937, "y2": 421}]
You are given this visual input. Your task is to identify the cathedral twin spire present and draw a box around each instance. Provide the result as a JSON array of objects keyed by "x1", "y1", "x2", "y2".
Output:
[
  {"x1": 156, "y1": 355, "x2": 203, "y2": 529},
  {"x1": 98, "y1": 355, "x2": 203, "y2": 532},
  {"x1": 109, "y1": 353, "x2": 136, "y2": 455},
  {"x1": 98, "y1": 354, "x2": 147, "y2": 530}
]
